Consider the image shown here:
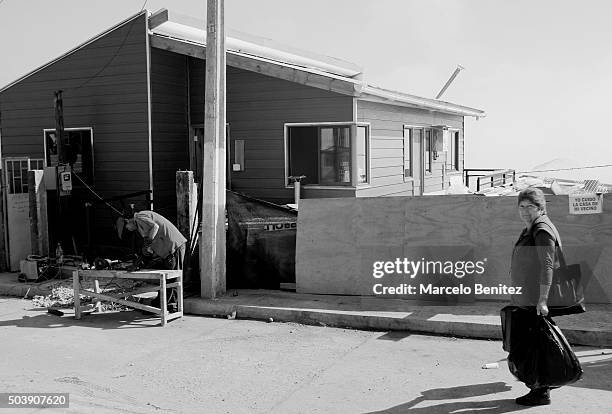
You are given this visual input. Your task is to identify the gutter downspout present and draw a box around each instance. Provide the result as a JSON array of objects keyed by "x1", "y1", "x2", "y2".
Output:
[{"x1": 145, "y1": 13, "x2": 154, "y2": 210}]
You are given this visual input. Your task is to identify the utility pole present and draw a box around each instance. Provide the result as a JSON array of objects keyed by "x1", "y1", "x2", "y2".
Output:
[
  {"x1": 54, "y1": 91, "x2": 65, "y2": 164},
  {"x1": 200, "y1": 0, "x2": 226, "y2": 298}
]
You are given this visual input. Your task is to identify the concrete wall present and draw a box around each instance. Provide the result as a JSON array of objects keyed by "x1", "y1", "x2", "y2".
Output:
[{"x1": 296, "y1": 194, "x2": 612, "y2": 304}]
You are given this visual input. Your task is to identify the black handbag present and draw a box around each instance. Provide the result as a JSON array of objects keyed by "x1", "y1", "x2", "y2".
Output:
[{"x1": 547, "y1": 245, "x2": 586, "y2": 316}]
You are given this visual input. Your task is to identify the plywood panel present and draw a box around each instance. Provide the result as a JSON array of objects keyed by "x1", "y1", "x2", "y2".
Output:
[{"x1": 297, "y1": 194, "x2": 612, "y2": 304}]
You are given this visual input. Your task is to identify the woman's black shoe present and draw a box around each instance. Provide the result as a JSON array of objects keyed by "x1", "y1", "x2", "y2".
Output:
[{"x1": 515, "y1": 388, "x2": 550, "y2": 406}]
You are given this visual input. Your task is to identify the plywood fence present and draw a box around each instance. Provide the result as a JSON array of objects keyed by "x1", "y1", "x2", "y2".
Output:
[{"x1": 296, "y1": 194, "x2": 612, "y2": 304}]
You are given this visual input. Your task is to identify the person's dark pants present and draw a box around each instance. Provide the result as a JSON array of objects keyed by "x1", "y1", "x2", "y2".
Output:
[{"x1": 150, "y1": 244, "x2": 185, "y2": 311}]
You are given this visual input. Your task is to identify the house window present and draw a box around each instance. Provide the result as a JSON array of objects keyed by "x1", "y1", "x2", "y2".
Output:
[
  {"x1": 286, "y1": 123, "x2": 369, "y2": 186},
  {"x1": 424, "y1": 130, "x2": 432, "y2": 173},
  {"x1": 44, "y1": 128, "x2": 94, "y2": 184},
  {"x1": 5, "y1": 158, "x2": 44, "y2": 194},
  {"x1": 403, "y1": 127, "x2": 413, "y2": 179},
  {"x1": 443, "y1": 130, "x2": 459, "y2": 171}
]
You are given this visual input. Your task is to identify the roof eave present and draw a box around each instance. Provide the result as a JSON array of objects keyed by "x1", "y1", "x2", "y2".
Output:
[{"x1": 357, "y1": 85, "x2": 486, "y2": 118}]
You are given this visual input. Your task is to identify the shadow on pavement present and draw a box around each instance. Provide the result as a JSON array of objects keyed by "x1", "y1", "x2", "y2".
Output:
[
  {"x1": 364, "y1": 382, "x2": 528, "y2": 414},
  {"x1": 0, "y1": 310, "x2": 164, "y2": 329},
  {"x1": 377, "y1": 331, "x2": 412, "y2": 341},
  {"x1": 570, "y1": 356, "x2": 612, "y2": 392}
]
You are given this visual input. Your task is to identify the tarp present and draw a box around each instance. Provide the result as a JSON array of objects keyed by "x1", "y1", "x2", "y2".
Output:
[{"x1": 226, "y1": 191, "x2": 297, "y2": 289}]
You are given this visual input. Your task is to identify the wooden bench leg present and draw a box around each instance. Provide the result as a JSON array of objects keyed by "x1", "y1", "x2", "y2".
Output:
[
  {"x1": 177, "y1": 272, "x2": 184, "y2": 316},
  {"x1": 73, "y1": 271, "x2": 81, "y2": 320},
  {"x1": 160, "y1": 275, "x2": 167, "y2": 326},
  {"x1": 93, "y1": 280, "x2": 102, "y2": 313}
]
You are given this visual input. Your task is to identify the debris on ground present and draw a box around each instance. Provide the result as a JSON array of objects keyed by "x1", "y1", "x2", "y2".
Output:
[
  {"x1": 32, "y1": 286, "x2": 75, "y2": 308},
  {"x1": 31, "y1": 284, "x2": 136, "y2": 312}
]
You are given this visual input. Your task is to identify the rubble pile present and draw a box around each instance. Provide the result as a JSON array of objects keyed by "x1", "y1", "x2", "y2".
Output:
[{"x1": 32, "y1": 286, "x2": 76, "y2": 308}]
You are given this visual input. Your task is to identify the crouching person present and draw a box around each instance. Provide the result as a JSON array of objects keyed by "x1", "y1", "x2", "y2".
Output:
[{"x1": 118, "y1": 210, "x2": 186, "y2": 312}]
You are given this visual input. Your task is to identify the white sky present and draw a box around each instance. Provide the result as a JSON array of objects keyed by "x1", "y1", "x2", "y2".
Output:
[{"x1": 1, "y1": 0, "x2": 611, "y2": 182}]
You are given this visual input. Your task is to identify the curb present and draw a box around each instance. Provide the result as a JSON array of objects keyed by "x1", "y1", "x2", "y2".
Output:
[
  {"x1": 0, "y1": 282, "x2": 53, "y2": 299},
  {"x1": 185, "y1": 299, "x2": 501, "y2": 339},
  {"x1": 184, "y1": 298, "x2": 612, "y2": 347},
  {"x1": 2, "y1": 283, "x2": 610, "y2": 347}
]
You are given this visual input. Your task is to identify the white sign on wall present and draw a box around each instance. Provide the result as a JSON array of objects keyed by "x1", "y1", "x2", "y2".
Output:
[{"x1": 569, "y1": 193, "x2": 603, "y2": 215}]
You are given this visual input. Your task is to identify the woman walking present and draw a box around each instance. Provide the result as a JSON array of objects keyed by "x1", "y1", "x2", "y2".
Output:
[{"x1": 509, "y1": 187, "x2": 562, "y2": 406}]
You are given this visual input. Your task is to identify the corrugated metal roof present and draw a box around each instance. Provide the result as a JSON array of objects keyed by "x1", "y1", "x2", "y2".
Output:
[{"x1": 150, "y1": 13, "x2": 485, "y2": 118}]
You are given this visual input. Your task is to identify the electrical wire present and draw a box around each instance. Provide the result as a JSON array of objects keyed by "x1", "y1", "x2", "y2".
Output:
[
  {"x1": 71, "y1": 171, "x2": 124, "y2": 216},
  {"x1": 140, "y1": 0, "x2": 148, "y2": 12},
  {"x1": 66, "y1": 15, "x2": 140, "y2": 93},
  {"x1": 517, "y1": 164, "x2": 612, "y2": 174}
]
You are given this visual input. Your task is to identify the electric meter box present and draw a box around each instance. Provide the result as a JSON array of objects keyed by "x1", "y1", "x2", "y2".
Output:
[{"x1": 60, "y1": 171, "x2": 73, "y2": 191}]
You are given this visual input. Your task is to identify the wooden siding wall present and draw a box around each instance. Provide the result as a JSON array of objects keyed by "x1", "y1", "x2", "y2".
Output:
[
  {"x1": 0, "y1": 14, "x2": 149, "y2": 246},
  {"x1": 356, "y1": 100, "x2": 464, "y2": 197},
  {"x1": 188, "y1": 59, "x2": 355, "y2": 203},
  {"x1": 150, "y1": 49, "x2": 189, "y2": 221}
]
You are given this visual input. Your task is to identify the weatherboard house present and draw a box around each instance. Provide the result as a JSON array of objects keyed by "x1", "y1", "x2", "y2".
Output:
[{"x1": 0, "y1": 9, "x2": 484, "y2": 268}]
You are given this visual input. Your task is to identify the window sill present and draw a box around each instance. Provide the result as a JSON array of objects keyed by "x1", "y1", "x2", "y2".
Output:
[{"x1": 285, "y1": 185, "x2": 356, "y2": 190}]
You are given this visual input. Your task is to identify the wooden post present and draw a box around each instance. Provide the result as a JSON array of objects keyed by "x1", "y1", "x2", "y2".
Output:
[
  {"x1": 28, "y1": 170, "x2": 49, "y2": 256},
  {"x1": 200, "y1": 0, "x2": 227, "y2": 298},
  {"x1": 176, "y1": 171, "x2": 196, "y2": 240},
  {"x1": 177, "y1": 170, "x2": 198, "y2": 286},
  {"x1": 73, "y1": 270, "x2": 81, "y2": 320}
]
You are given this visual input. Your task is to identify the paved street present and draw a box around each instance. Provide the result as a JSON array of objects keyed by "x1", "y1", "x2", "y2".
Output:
[{"x1": 0, "y1": 297, "x2": 610, "y2": 413}]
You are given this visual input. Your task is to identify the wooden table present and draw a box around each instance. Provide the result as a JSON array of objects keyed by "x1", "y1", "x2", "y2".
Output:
[{"x1": 73, "y1": 269, "x2": 183, "y2": 326}]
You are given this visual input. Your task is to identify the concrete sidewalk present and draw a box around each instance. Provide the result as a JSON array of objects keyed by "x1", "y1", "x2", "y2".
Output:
[
  {"x1": 1, "y1": 272, "x2": 610, "y2": 347},
  {"x1": 184, "y1": 289, "x2": 612, "y2": 347}
]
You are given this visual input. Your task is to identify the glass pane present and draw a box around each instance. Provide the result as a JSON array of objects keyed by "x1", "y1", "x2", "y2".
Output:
[
  {"x1": 46, "y1": 131, "x2": 59, "y2": 166},
  {"x1": 404, "y1": 128, "x2": 412, "y2": 177},
  {"x1": 7, "y1": 163, "x2": 14, "y2": 194},
  {"x1": 319, "y1": 127, "x2": 351, "y2": 185},
  {"x1": 357, "y1": 126, "x2": 367, "y2": 183},
  {"x1": 288, "y1": 126, "x2": 318, "y2": 185},
  {"x1": 21, "y1": 161, "x2": 29, "y2": 193},
  {"x1": 425, "y1": 131, "x2": 431, "y2": 172},
  {"x1": 454, "y1": 132, "x2": 459, "y2": 170}
]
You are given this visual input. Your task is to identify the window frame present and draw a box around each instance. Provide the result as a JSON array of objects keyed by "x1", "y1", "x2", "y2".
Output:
[
  {"x1": 424, "y1": 129, "x2": 432, "y2": 174},
  {"x1": 402, "y1": 126, "x2": 413, "y2": 181},
  {"x1": 284, "y1": 122, "x2": 370, "y2": 188},
  {"x1": 4, "y1": 157, "x2": 45, "y2": 195},
  {"x1": 443, "y1": 129, "x2": 461, "y2": 172},
  {"x1": 43, "y1": 127, "x2": 94, "y2": 184}
]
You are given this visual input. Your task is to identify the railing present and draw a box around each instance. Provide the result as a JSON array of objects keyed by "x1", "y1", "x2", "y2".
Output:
[{"x1": 464, "y1": 169, "x2": 515, "y2": 192}]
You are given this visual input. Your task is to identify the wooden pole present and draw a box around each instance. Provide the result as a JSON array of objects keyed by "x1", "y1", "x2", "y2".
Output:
[{"x1": 200, "y1": 0, "x2": 226, "y2": 298}]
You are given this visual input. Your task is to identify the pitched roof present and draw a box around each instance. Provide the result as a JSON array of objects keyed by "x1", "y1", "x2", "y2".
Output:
[
  {"x1": 1, "y1": 8, "x2": 486, "y2": 118},
  {"x1": 150, "y1": 9, "x2": 485, "y2": 118}
]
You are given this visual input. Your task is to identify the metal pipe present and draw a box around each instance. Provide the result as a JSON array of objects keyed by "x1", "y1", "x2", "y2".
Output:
[
  {"x1": 435, "y1": 65, "x2": 464, "y2": 100},
  {"x1": 289, "y1": 175, "x2": 306, "y2": 209}
]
